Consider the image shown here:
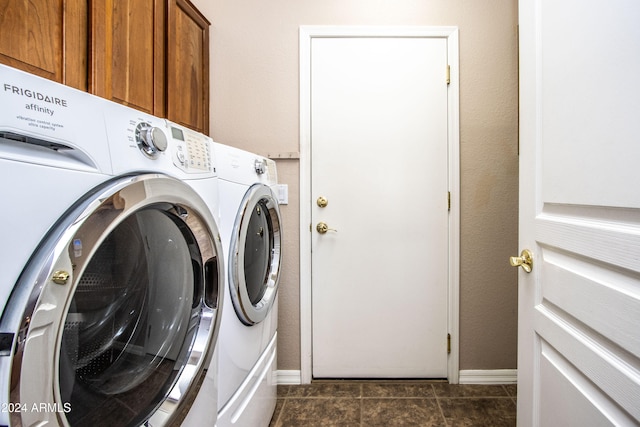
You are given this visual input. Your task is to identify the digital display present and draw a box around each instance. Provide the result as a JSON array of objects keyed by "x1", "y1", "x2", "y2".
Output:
[{"x1": 171, "y1": 127, "x2": 184, "y2": 141}]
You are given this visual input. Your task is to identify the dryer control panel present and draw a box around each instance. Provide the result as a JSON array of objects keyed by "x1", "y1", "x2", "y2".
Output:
[{"x1": 167, "y1": 124, "x2": 213, "y2": 173}]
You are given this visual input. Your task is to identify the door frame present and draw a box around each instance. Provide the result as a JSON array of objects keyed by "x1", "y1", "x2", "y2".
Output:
[{"x1": 299, "y1": 25, "x2": 460, "y2": 384}]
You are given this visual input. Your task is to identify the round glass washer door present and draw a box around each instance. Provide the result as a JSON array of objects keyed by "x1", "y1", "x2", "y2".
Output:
[
  {"x1": 0, "y1": 174, "x2": 224, "y2": 427},
  {"x1": 229, "y1": 184, "x2": 282, "y2": 326}
]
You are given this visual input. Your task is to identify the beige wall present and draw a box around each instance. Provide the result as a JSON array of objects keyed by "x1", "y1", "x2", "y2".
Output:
[{"x1": 193, "y1": 0, "x2": 519, "y2": 372}]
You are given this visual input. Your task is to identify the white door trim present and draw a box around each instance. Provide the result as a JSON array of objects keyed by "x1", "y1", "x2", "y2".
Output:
[{"x1": 299, "y1": 25, "x2": 460, "y2": 384}]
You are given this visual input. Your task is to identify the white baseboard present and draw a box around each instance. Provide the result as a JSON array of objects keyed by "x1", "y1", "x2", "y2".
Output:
[
  {"x1": 276, "y1": 370, "x2": 302, "y2": 385},
  {"x1": 277, "y1": 369, "x2": 516, "y2": 385},
  {"x1": 458, "y1": 369, "x2": 517, "y2": 384}
]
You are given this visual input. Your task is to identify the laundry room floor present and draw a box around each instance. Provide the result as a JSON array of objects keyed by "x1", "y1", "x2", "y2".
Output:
[{"x1": 269, "y1": 380, "x2": 517, "y2": 426}]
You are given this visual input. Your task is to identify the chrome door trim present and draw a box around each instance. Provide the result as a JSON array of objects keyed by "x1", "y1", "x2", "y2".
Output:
[
  {"x1": 0, "y1": 173, "x2": 224, "y2": 427},
  {"x1": 228, "y1": 184, "x2": 282, "y2": 326}
]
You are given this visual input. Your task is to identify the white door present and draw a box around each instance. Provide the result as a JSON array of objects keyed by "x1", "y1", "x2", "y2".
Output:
[
  {"x1": 309, "y1": 35, "x2": 450, "y2": 378},
  {"x1": 517, "y1": 0, "x2": 640, "y2": 425}
]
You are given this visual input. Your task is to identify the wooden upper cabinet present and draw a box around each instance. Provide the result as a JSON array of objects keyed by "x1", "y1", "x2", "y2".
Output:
[
  {"x1": 91, "y1": 0, "x2": 209, "y2": 132},
  {"x1": 0, "y1": 0, "x2": 62, "y2": 81},
  {"x1": 90, "y1": 0, "x2": 166, "y2": 115},
  {"x1": 0, "y1": 0, "x2": 209, "y2": 133},
  {"x1": 0, "y1": 0, "x2": 88, "y2": 90},
  {"x1": 166, "y1": 0, "x2": 210, "y2": 135}
]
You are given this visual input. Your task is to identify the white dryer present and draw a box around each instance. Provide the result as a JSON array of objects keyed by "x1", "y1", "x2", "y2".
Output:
[
  {"x1": 214, "y1": 143, "x2": 282, "y2": 427},
  {"x1": 0, "y1": 64, "x2": 223, "y2": 427},
  {"x1": 162, "y1": 120, "x2": 223, "y2": 427}
]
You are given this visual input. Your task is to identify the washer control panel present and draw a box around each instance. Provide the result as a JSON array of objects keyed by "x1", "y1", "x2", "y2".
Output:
[
  {"x1": 168, "y1": 124, "x2": 212, "y2": 173},
  {"x1": 135, "y1": 122, "x2": 168, "y2": 158},
  {"x1": 101, "y1": 100, "x2": 215, "y2": 177}
]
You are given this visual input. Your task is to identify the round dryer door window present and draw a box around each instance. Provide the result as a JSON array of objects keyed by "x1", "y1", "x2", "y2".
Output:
[
  {"x1": 0, "y1": 175, "x2": 224, "y2": 427},
  {"x1": 229, "y1": 184, "x2": 282, "y2": 325}
]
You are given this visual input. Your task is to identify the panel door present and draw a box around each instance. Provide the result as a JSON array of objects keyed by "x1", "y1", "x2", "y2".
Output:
[{"x1": 517, "y1": 0, "x2": 640, "y2": 424}]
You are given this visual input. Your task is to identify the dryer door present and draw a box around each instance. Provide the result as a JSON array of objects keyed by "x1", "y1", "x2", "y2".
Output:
[
  {"x1": 0, "y1": 174, "x2": 224, "y2": 427},
  {"x1": 229, "y1": 184, "x2": 282, "y2": 325}
]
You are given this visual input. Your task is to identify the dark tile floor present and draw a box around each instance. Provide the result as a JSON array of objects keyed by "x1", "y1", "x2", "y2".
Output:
[{"x1": 269, "y1": 381, "x2": 517, "y2": 426}]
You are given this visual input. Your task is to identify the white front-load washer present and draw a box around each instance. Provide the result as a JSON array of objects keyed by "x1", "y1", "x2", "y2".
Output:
[
  {"x1": 0, "y1": 64, "x2": 223, "y2": 427},
  {"x1": 214, "y1": 143, "x2": 282, "y2": 427}
]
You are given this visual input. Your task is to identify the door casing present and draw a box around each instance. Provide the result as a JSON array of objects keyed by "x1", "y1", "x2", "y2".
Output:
[{"x1": 299, "y1": 25, "x2": 460, "y2": 384}]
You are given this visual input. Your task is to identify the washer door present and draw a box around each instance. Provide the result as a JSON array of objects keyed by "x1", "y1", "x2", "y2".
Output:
[
  {"x1": 0, "y1": 174, "x2": 224, "y2": 427},
  {"x1": 229, "y1": 184, "x2": 282, "y2": 326}
]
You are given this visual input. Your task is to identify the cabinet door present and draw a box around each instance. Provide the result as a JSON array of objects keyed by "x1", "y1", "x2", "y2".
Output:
[
  {"x1": 90, "y1": 0, "x2": 165, "y2": 114},
  {"x1": 0, "y1": 0, "x2": 87, "y2": 90},
  {"x1": 166, "y1": 0, "x2": 210, "y2": 134}
]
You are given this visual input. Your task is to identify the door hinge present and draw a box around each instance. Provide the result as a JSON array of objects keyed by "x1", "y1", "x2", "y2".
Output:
[
  {"x1": 446, "y1": 65, "x2": 451, "y2": 85},
  {"x1": 447, "y1": 333, "x2": 451, "y2": 354},
  {"x1": 447, "y1": 191, "x2": 451, "y2": 211}
]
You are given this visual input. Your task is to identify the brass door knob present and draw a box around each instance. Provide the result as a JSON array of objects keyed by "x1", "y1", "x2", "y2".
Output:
[
  {"x1": 317, "y1": 196, "x2": 328, "y2": 208},
  {"x1": 316, "y1": 222, "x2": 337, "y2": 234},
  {"x1": 510, "y1": 249, "x2": 533, "y2": 273}
]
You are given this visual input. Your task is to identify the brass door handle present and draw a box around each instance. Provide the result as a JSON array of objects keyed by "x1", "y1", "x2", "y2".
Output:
[
  {"x1": 510, "y1": 249, "x2": 533, "y2": 273},
  {"x1": 316, "y1": 222, "x2": 337, "y2": 234}
]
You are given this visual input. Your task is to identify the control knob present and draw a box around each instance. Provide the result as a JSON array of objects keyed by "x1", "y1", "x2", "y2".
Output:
[
  {"x1": 135, "y1": 122, "x2": 168, "y2": 158},
  {"x1": 255, "y1": 159, "x2": 267, "y2": 174}
]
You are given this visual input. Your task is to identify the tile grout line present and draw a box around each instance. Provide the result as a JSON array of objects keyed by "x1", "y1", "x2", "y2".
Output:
[
  {"x1": 359, "y1": 383, "x2": 363, "y2": 427},
  {"x1": 273, "y1": 397, "x2": 286, "y2": 427},
  {"x1": 504, "y1": 384, "x2": 518, "y2": 407},
  {"x1": 433, "y1": 384, "x2": 450, "y2": 427}
]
